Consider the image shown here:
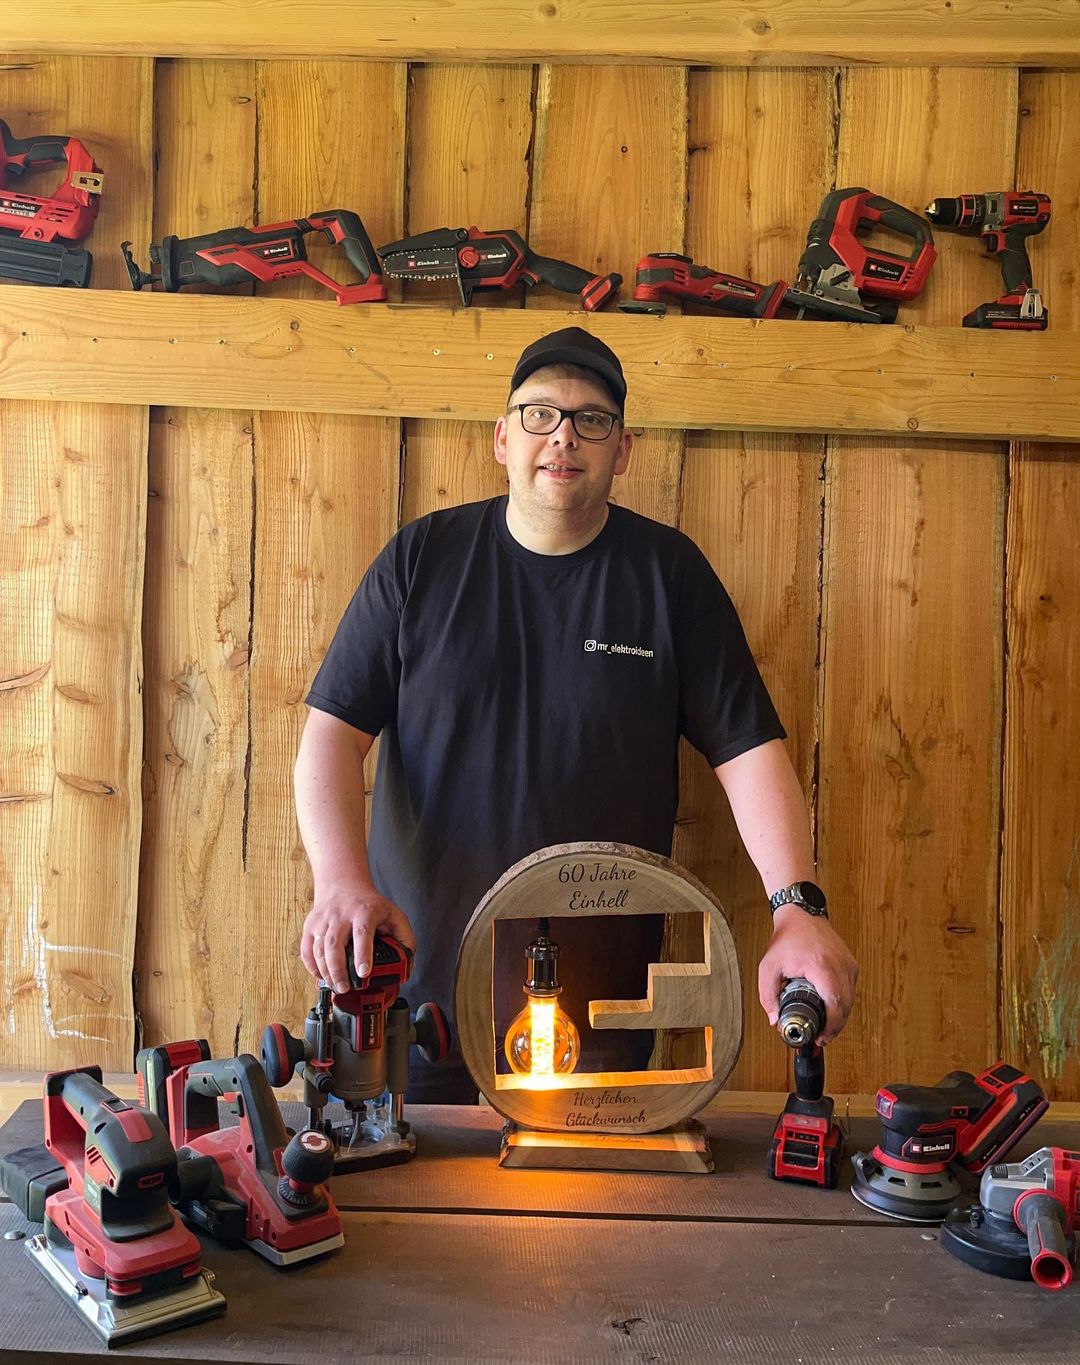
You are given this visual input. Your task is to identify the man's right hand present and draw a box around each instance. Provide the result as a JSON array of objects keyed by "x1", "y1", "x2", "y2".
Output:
[{"x1": 301, "y1": 883, "x2": 417, "y2": 995}]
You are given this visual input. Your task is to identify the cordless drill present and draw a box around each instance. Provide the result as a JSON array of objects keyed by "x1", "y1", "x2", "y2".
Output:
[
  {"x1": 767, "y1": 978, "x2": 844, "y2": 1188},
  {"x1": 925, "y1": 192, "x2": 1051, "y2": 330}
]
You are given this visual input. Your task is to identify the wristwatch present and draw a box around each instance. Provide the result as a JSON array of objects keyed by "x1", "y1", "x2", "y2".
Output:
[{"x1": 769, "y1": 881, "x2": 829, "y2": 918}]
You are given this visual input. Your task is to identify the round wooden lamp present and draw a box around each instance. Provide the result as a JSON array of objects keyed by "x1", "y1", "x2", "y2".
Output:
[{"x1": 454, "y1": 841, "x2": 743, "y2": 1171}]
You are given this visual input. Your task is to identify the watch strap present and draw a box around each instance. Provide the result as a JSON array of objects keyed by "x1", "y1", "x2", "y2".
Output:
[{"x1": 769, "y1": 881, "x2": 829, "y2": 918}]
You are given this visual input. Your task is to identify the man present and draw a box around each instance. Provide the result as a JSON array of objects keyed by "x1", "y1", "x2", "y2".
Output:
[{"x1": 295, "y1": 327, "x2": 857, "y2": 1101}]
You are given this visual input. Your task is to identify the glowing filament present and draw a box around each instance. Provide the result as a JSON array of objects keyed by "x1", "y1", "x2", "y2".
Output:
[{"x1": 529, "y1": 995, "x2": 557, "y2": 1076}]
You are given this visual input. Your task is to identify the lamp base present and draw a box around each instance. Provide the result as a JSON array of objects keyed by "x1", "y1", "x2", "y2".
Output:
[{"x1": 499, "y1": 1118, "x2": 712, "y2": 1173}]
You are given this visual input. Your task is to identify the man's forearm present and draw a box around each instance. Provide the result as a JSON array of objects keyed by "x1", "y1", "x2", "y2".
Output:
[
  {"x1": 713, "y1": 737, "x2": 817, "y2": 897},
  {"x1": 294, "y1": 714, "x2": 377, "y2": 891}
]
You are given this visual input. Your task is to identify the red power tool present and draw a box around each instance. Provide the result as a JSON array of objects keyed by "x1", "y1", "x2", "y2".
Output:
[
  {"x1": 767, "y1": 978, "x2": 844, "y2": 1188},
  {"x1": 0, "y1": 118, "x2": 104, "y2": 287},
  {"x1": 0, "y1": 1067, "x2": 224, "y2": 1347},
  {"x1": 926, "y1": 191, "x2": 1051, "y2": 329},
  {"x1": 135, "y1": 1043, "x2": 343, "y2": 1266},
  {"x1": 850, "y1": 1061, "x2": 1050, "y2": 1222},
  {"x1": 377, "y1": 225, "x2": 621, "y2": 309},
  {"x1": 121, "y1": 209, "x2": 386, "y2": 304},
  {"x1": 261, "y1": 932, "x2": 451, "y2": 1173},
  {"x1": 622, "y1": 187, "x2": 936, "y2": 324},
  {"x1": 620, "y1": 253, "x2": 787, "y2": 318},
  {"x1": 943, "y1": 1146, "x2": 1079, "y2": 1289},
  {"x1": 786, "y1": 186, "x2": 937, "y2": 321}
]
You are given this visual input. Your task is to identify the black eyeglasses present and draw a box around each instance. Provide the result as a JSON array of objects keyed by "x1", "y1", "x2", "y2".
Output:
[{"x1": 508, "y1": 403, "x2": 621, "y2": 441}]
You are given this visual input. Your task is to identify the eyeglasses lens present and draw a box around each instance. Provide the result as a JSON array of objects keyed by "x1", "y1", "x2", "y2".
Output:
[{"x1": 519, "y1": 406, "x2": 615, "y2": 440}]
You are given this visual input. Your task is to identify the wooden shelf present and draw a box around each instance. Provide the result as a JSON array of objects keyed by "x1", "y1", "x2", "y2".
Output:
[
  {"x1": 2, "y1": 285, "x2": 1078, "y2": 442},
  {"x1": 3, "y1": 0, "x2": 1080, "y2": 65}
]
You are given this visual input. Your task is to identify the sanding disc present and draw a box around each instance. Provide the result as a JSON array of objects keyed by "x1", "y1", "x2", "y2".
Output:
[{"x1": 850, "y1": 1150, "x2": 962, "y2": 1223}]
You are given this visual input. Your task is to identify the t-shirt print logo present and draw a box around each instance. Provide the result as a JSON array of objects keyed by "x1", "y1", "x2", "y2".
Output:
[{"x1": 583, "y1": 639, "x2": 656, "y2": 659}]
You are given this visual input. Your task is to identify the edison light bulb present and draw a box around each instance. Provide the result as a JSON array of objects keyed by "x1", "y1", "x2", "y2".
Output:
[{"x1": 504, "y1": 927, "x2": 580, "y2": 1080}]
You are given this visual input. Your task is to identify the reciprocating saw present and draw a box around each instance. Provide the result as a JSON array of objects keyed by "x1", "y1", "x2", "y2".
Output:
[
  {"x1": 121, "y1": 210, "x2": 386, "y2": 304},
  {"x1": 0, "y1": 119, "x2": 104, "y2": 287},
  {"x1": 925, "y1": 191, "x2": 1051, "y2": 329}
]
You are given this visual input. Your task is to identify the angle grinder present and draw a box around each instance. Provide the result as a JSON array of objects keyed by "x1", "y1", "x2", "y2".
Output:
[
  {"x1": 942, "y1": 1146, "x2": 1078, "y2": 1289},
  {"x1": 850, "y1": 1062, "x2": 1049, "y2": 1222}
]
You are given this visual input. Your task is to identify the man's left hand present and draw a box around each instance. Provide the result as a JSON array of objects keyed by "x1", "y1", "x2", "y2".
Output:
[{"x1": 758, "y1": 906, "x2": 858, "y2": 1045}]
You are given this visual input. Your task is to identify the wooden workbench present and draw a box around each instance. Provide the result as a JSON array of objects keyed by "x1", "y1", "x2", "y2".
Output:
[{"x1": 1, "y1": 1093, "x2": 1078, "y2": 1363}]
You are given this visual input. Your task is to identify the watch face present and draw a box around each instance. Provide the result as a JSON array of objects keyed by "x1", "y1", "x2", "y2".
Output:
[{"x1": 796, "y1": 881, "x2": 827, "y2": 911}]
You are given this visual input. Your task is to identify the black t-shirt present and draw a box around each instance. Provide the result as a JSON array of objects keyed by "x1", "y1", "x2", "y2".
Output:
[{"x1": 306, "y1": 496, "x2": 785, "y2": 1100}]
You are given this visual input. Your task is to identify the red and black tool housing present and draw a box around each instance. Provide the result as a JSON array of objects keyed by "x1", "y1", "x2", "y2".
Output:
[
  {"x1": 41, "y1": 1067, "x2": 204, "y2": 1301},
  {"x1": 872, "y1": 1062, "x2": 1048, "y2": 1176},
  {"x1": 378, "y1": 225, "x2": 620, "y2": 309},
  {"x1": 121, "y1": 209, "x2": 386, "y2": 304},
  {"x1": 798, "y1": 187, "x2": 937, "y2": 302},
  {"x1": 156, "y1": 1051, "x2": 343, "y2": 1259},
  {"x1": 767, "y1": 1041, "x2": 844, "y2": 1189},
  {"x1": 628, "y1": 252, "x2": 787, "y2": 318},
  {"x1": 0, "y1": 119, "x2": 103, "y2": 244}
]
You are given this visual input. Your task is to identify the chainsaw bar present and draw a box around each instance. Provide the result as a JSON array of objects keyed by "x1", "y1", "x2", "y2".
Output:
[{"x1": 379, "y1": 247, "x2": 461, "y2": 279}]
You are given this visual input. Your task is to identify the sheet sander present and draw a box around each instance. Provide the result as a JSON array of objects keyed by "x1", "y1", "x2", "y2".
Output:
[
  {"x1": 0, "y1": 1067, "x2": 224, "y2": 1347},
  {"x1": 850, "y1": 1062, "x2": 1049, "y2": 1222}
]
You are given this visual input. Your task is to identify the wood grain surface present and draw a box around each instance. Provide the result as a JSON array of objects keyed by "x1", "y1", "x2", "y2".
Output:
[
  {"x1": 671, "y1": 67, "x2": 836, "y2": 1089},
  {"x1": 137, "y1": 59, "x2": 257, "y2": 1053},
  {"x1": 239, "y1": 62, "x2": 406, "y2": 1050},
  {"x1": 2, "y1": 289, "x2": 1075, "y2": 439},
  {"x1": 818, "y1": 69, "x2": 1015, "y2": 1092},
  {"x1": 1, "y1": 1196, "x2": 1079, "y2": 1362},
  {"x1": 4, "y1": 1, "x2": 1080, "y2": 66},
  {"x1": 1001, "y1": 73, "x2": 1080, "y2": 1101},
  {"x1": 0, "y1": 55, "x2": 153, "y2": 1070},
  {"x1": 398, "y1": 63, "x2": 531, "y2": 526}
]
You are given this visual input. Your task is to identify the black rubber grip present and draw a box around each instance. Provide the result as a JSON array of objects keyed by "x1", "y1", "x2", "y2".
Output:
[
  {"x1": 0, "y1": 236, "x2": 92, "y2": 287},
  {"x1": 526, "y1": 251, "x2": 593, "y2": 295},
  {"x1": 999, "y1": 238, "x2": 1034, "y2": 295},
  {"x1": 0, "y1": 119, "x2": 69, "y2": 169}
]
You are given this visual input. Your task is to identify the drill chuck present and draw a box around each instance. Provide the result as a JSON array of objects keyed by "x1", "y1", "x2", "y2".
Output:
[
  {"x1": 778, "y1": 977, "x2": 826, "y2": 1048},
  {"x1": 925, "y1": 196, "x2": 970, "y2": 228}
]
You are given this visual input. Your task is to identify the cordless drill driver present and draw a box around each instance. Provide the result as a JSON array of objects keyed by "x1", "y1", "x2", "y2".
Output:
[
  {"x1": 767, "y1": 978, "x2": 844, "y2": 1188},
  {"x1": 926, "y1": 191, "x2": 1051, "y2": 329}
]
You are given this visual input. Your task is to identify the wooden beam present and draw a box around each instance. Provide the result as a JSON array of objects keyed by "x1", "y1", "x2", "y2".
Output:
[
  {"x1": 5, "y1": 1, "x2": 1080, "y2": 65},
  {"x1": 2, "y1": 287, "x2": 1078, "y2": 442}
]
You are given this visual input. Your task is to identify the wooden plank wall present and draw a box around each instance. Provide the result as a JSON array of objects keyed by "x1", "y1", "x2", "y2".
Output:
[
  {"x1": 2, "y1": 57, "x2": 1077, "y2": 1099},
  {"x1": 1, "y1": 55, "x2": 152, "y2": 1067}
]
